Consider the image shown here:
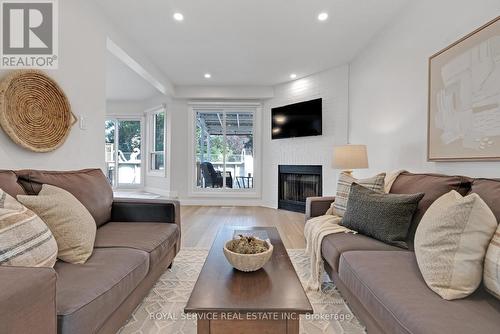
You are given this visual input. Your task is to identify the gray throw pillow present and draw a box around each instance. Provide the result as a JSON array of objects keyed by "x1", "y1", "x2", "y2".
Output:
[{"x1": 341, "y1": 183, "x2": 424, "y2": 248}]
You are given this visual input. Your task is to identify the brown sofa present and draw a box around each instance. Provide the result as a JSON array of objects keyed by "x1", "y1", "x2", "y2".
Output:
[
  {"x1": 306, "y1": 172, "x2": 500, "y2": 334},
  {"x1": 0, "y1": 169, "x2": 181, "y2": 334}
]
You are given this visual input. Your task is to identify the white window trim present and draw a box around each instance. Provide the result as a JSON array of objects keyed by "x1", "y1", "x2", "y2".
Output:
[
  {"x1": 105, "y1": 116, "x2": 145, "y2": 189},
  {"x1": 145, "y1": 105, "x2": 167, "y2": 177},
  {"x1": 187, "y1": 102, "x2": 262, "y2": 198}
]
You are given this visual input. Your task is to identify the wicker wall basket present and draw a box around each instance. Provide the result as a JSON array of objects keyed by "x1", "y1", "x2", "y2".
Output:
[{"x1": 0, "y1": 70, "x2": 76, "y2": 152}]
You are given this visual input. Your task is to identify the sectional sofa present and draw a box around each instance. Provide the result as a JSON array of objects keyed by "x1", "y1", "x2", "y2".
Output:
[
  {"x1": 0, "y1": 169, "x2": 181, "y2": 334},
  {"x1": 306, "y1": 171, "x2": 500, "y2": 334}
]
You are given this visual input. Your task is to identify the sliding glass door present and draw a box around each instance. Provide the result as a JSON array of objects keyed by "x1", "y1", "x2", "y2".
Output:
[
  {"x1": 105, "y1": 118, "x2": 143, "y2": 188},
  {"x1": 194, "y1": 108, "x2": 255, "y2": 190}
]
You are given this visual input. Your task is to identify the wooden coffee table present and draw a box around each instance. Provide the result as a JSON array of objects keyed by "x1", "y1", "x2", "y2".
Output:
[{"x1": 185, "y1": 226, "x2": 313, "y2": 334}]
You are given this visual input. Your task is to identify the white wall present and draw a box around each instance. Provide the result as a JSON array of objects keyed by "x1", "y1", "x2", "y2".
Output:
[
  {"x1": 106, "y1": 100, "x2": 150, "y2": 116},
  {"x1": 349, "y1": 0, "x2": 500, "y2": 179},
  {"x1": 169, "y1": 99, "x2": 189, "y2": 199},
  {"x1": 261, "y1": 66, "x2": 350, "y2": 208}
]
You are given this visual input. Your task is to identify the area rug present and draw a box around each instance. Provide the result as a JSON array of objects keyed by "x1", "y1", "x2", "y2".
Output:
[{"x1": 119, "y1": 248, "x2": 366, "y2": 334}]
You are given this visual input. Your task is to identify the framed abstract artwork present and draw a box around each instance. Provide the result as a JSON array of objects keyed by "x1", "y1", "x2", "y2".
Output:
[{"x1": 428, "y1": 16, "x2": 500, "y2": 161}]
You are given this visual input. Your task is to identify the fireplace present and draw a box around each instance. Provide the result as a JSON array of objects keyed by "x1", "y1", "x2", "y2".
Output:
[{"x1": 278, "y1": 165, "x2": 322, "y2": 213}]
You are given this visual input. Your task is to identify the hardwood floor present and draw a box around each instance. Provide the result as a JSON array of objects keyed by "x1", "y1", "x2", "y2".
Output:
[{"x1": 180, "y1": 206, "x2": 307, "y2": 249}]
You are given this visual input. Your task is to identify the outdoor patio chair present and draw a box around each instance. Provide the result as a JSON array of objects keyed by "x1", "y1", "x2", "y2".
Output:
[{"x1": 200, "y1": 162, "x2": 233, "y2": 188}]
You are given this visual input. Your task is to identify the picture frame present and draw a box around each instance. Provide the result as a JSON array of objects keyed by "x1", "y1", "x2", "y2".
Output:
[{"x1": 427, "y1": 16, "x2": 500, "y2": 161}]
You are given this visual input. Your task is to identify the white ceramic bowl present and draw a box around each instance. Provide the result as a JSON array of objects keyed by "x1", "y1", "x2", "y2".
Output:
[{"x1": 223, "y1": 240, "x2": 273, "y2": 272}]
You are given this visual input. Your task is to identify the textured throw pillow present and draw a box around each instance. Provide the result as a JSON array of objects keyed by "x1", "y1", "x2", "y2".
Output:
[
  {"x1": 415, "y1": 190, "x2": 497, "y2": 300},
  {"x1": 330, "y1": 172, "x2": 386, "y2": 216},
  {"x1": 341, "y1": 183, "x2": 424, "y2": 248},
  {"x1": 483, "y1": 223, "x2": 500, "y2": 299},
  {"x1": 0, "y1": 189, "x2": 57, "y2": 267},
  {"x1": 18, "y1": 184, "x2": 96, "y2": 264}
]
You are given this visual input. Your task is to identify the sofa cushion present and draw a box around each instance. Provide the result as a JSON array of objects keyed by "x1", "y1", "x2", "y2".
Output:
[
  {"x1": 414, "y1": 190, "x2": 497, "y2": 300},
  {"x1": 341, "y1": 184, "x2": 424, "y2": 248},
  {"x1": 55, "y1": 248, "x2": 149, "y2": 334},
  {"x1": 18, "y1": 185, "x2": 97, "y2": 264},
  {"x1": 94, "y1": 222, "x2": 179, "y2": 269},
  {"x1": 0, "y1": 189, "x2": 58, "y2": 268},
  {"x1": 321, "y1": 232, "x2": 403, "y2": 272},
  {"x1": 484, "y1": 223, "x2": 500, "y2": 299},
  {"x1": 338, "y1": 251, "x2": 500, "y2": 334},
  {"x1": 389, "y1": 172, "x2": 472, "y2": 248},
  {"x1": 15, "y1": 169, "x2": 113, "y2": 226},
  {"x1": 331, "y1": 172, "x2": 386, "y2": 216},
  {"x1": 0, "y1": 170, "x2": 25, "y2": 197},
  {"x1": 470, "y1": 178, "x2": 500, "y2": 222}
]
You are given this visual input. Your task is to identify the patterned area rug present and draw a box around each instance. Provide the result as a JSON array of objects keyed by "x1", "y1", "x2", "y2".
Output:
[{"x1": 119, "y1": 248, "x2": 366, "y2": 334}]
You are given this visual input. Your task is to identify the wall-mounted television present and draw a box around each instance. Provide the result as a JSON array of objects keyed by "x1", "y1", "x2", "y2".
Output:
[{"x1": 271, "y1": 98, "x2": 322, "y2": 140}]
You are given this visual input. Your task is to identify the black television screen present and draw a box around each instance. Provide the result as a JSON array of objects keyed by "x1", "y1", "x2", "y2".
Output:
[{"x1": 271, "y1": 98, "x2": 322, "y2": 139}]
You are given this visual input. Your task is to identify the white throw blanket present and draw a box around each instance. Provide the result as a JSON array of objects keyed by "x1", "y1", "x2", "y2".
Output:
[
  {"x1": 304, "y1": 215, "x2": 355, "y2": 291},
  {"x1": 304, "y1": 170, "x2": 406, "y2": 291}
]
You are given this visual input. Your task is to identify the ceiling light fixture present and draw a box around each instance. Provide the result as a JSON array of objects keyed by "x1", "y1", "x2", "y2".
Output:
[
  {"x1": 173, "y1": 12, "x2": 184, "y2": 21},
  {"x1": 204, "y1": 73, "x2": 211, "y2": 79},
  {"x1": 290, "y1": 73, "x2": 297, "y2": 79},
  {"x1": 318, "y1": 12, "x2": 328, "y2": 21}
]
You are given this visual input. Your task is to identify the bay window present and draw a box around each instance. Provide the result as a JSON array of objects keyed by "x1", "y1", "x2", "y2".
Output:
[
  {"x1": 146, "y1": 107, "x2": 167, "y2": 176},
  {"x1": 105, "y1": 118, "x2": 143, "y2": 188}
]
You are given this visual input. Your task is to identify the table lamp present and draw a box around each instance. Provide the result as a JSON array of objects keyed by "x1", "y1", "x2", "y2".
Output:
[{"x1": 332, "y1": 145, "x2": 368, "y2": 176}]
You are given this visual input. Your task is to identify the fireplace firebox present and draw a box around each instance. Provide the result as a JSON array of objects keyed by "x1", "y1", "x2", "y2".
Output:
[{"x1": 278, "y1": 165, "x2": 322, "y2": 213}]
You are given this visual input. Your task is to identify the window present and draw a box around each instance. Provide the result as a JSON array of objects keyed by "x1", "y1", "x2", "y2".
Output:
[
  {"x1": 105, "y1": 118, "x2": 143, "y2": 187},
  {"x1": 147, "y1": 108, "x2": 166, "y2": 174},
  {"x1": 192, "y1": 105, "x2": 257, "y2": 192}
]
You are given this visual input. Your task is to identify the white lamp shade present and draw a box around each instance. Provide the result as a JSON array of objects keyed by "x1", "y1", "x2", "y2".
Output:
[{"x1": 332, "y1": 145, "x2": 368, "y2": 170}]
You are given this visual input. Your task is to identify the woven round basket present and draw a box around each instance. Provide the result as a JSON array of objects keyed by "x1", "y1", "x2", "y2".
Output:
[
  {"x1": 223, "y1": 240, "x2": 273, "y2": 272},
  {"x1": 0, "y1": 70, "x2": 76, "y2": 152}
]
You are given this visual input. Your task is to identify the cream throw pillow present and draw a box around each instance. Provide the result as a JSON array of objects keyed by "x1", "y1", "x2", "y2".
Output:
[
  {"x1": 0, "y1": 189, "x2": 58, "y2": 267},
  {"x1": 484, "y1": 224, "x2": 500, "y2": 299},
  {"x1": 18, "y1": 184, "x2": 96, "y2": 264},
  {"x1": 414, "y1": 190, "x2": 497, "y2": 300}
]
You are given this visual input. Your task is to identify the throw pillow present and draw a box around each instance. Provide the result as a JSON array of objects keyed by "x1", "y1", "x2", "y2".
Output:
[
  {"x1": 18, "y1": 184, "x2": 96, "y2": 264},
  {"x1": 330, "y1": 172, "x2": 386, "y2": 216},
  {"x1": 484, "y1": 223, "x2": 500, "y2": 299},
  {"x1": 414, "y1": 190, "x2": 497, "y2": 300},
  {"x1": 0, "y1": 189, "x2": 57, "y2": 267},
  {"x1": 341, "y1": 183, "x2": 424, "y2": 248}
]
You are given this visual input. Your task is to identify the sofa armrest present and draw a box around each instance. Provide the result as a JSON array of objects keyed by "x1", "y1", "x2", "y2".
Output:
[
  {"x1": 0, "y1": 266, "x2": 57, "y2": 334},
  {"x1": 305, "y1": 196, "x2": 335, "y2": 221},
  {"x1": 111, "y1": 198, "x2": 181, "y2": 252}
]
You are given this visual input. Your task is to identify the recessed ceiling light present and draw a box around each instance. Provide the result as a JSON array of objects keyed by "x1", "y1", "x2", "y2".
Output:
[
  {"x1": 173, "y1": 12, "x2": 184, "y2": 21},
  {"x1": 204, "y1": 73, "x2": 211, "y2": 79},
  {"x1": 318, "y1": 12, "x2": 328, "y2": 21},
  {"x1": 290, "y1": 73, "x2": 297, "y2": 79}
]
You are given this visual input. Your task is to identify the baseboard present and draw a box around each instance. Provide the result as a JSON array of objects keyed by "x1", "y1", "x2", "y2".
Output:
[
  {"x1": 144, "y1": 187, "x2": 178, "y2": 198},
  {"x1": 179, "y1": 198, "x2": 264, "y2": 206},
  {"x1": 260, "y1": 201, "x2": 278, "y2": 210}
]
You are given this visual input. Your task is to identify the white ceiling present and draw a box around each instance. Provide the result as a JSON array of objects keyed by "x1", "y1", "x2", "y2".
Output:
[
  {"x1": 97, "y1": 0, "x2": 409, "y2": 86},
  {"x1": 105, "y1": 51, "x2": 161, "y2": 101}
]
